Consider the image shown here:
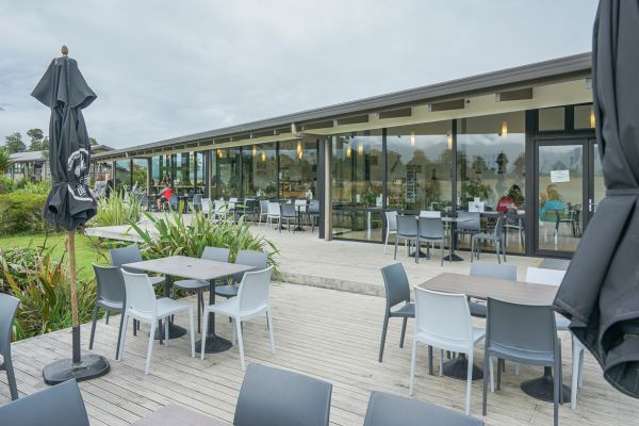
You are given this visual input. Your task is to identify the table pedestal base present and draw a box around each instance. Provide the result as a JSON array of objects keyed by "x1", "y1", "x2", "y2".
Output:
[
  {"x1": 442, "y1": 253, "x2": 465, "y2": 262},
  {"x1": 521, "y1": 369, "x2": 570, "y2": 403},
  {"x1": 196, "y1": 335, "x2": 233, "y2": 354},
  {"x1": 442, "y1": 355, "x2": 483, "y2": 381}
]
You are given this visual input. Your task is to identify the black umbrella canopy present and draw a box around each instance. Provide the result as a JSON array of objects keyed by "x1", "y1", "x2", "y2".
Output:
[
  {"x1": 554, "y1": 0, "x2": 639, "y2": 397},
  {"x1": 31, "y1": 46, "x2": 97, "y2": 230}
]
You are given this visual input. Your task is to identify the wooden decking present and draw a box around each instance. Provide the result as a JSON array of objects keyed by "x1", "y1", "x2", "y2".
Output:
[{"x1": 1, "y1": 282, "x2": 635, "y2": 425}]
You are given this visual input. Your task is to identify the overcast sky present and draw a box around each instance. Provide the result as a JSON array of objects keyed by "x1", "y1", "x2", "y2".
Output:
[{"x1": 1, "y1": 0, "x2": 598, "y2": 150}]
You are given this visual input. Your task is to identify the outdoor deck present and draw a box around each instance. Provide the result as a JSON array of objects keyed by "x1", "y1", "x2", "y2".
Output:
[{"x1": 1, "y1": 282, "x2": 635, "y2": 425}]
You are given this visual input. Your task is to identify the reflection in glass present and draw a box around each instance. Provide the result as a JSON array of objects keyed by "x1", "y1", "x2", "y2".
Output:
[
  {"x1": 537, "y1": 144, "x2": 584, "y2": 253},
  {"x1": 243, "y1": 142, "x2": 278, "y2": 198},
  {"x1": 539, "y1": 107, "x2": 566, "y2": 131},
  {"x1": 457, "y1": 112, "x2": 526, "y2": 253},
  {"x1": 132, "y1": 159, "x2": 148, "y2": 191},
  {"x1": 574, "y1": 104, "x2": 595, "y2": 130},
  {"x1": 386, "y1": 121, "x2": 452, "y2": 212},
  {"x1": 215, "y1": 147, "x2": 242, "y2": 198},
  {"x1": 279, "y1": 138, "x2": 318, "y2": 199},
  {"x1": 331, "y1": 130, "x2": 384, "y2": 241},
  {"x1": 114, "y1": 159, "x2": 131, "y2": 191}
]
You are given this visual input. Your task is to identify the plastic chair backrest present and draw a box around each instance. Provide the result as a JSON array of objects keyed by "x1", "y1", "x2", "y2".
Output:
[
  {"x1": 457, "y1": 211, "x2": 481, "y2": 231},
  {"x1": 380, "y1": 263, "x2": 411, "y2": 309},
  {"x1": 169, "y1": 194, "x2": 179, "y2": 210},
  {"x1": 418, "y1": 217, "x2": 444, "y2": 239},
  {"x1": 268, "y1": 201, "x2": 281, "y2": 216},
  {"x1": 415, "y1": 288, "x2": 473, "y2": 343},
  {"x1": 201, "y1": 198, "x2": 211, "y2": 214},
  {"x1": 110, "y1": 244, "x2": 142, "y2": 267},
  {"x1": 259, "y1": 199, "x2": 269, "y2": 213},
  {"x1": 363, "y1": 391, "x2": 483, "y2": 426},
  {"x1": 122, "y1": 270, "x2": 157, "y2": 316},
  {"x1": 397, "y1": 215, "x2": 418, "y2": 237},
  {"x1": 385, "y1": 211, "x2": 398, "y2": 232},
  {"x1": 0, "y1": 379, "x2": 90, "y2": 426},
  {"x1": 419, "y1": 210, "x2": 441, "y2": 218},
  {"x1": 281, "y1": 203, "x2": 296, "y2": 217},
  {"x1": 0, "y1": 293, "x2": 19, "y2": 355},
  {"x1": 201, "y1": 246, "x2": 230, "y2": 263},
  {"x1": 309, "y1": 199, "x2": 320, "y2": 214},
  {"x1": 492, "y1": 215, "x2": 505, "y2": 238},
  {"x1": 525, "y1": 267, "x2": 566, "y2": 287},
  {"x1": 238, "y1": 267, "x2": 273, "y2": 313},
  {"x1": 214, "y1": 199, "x2": 226, "y2": 212},
  {"x1": 470, "y1": 262, "x2": 517, "y2": 281},
  {"x1": 295, "y1": 199, "x2": 307, "y2": 211},
  {"x1": 486, "y1": 298, "x2": 557, "y2": 356},
  {"x1": 234, "y1": 363, "x2": 332, "y2": 426},
  {"x1": 93, "y1": 264, "x2": 125, "y2": 307}
]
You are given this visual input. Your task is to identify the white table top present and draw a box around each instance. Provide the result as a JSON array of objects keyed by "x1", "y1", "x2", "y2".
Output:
[{"x1": 124, "y1": 255, "x2": 255, "y2": 281}]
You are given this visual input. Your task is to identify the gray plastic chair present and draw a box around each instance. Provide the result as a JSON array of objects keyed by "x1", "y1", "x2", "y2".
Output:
[
  {"x1": 456, "y1": 211, "x2": 481, "y2": 244},
  {"x1": 90, "y1": 264, "x2": 127, "y2": 359},
  {"x1": 468, "y1": 262, "x2": 517, "y2": 318},
  {"x1": 110, "y1": 245, "x2": 164, "y2": 287},
  {"x1": 482, "y1": 298, "x2": 562, "y2": 426},
  {"x1": 280, "y1": 203, "x2": 297, "y2": 232},
  {"x1": 418, "y1": 217, "x2": 445, "y2": 266},
  {"x1": 0, "y1": 379, "x2": 90, "y2": 426},
  {"x1": 192, "y1": 193, "x2": 202, "y2": 212},
  {"x1": 308, "y1": 199, "x2": 320, "y2": 232},
  {"x1": 471, "y1": 215, "x2": 506, "y2": 263},
  {"x1": 0, "y1": 293, "x2": 20, "y2": 400},
  {"x1": 174, "y1": 247, "x2": 230, "y2": 332},
  {"x1": 169, "y1": 194, "x2": 179, "y2": 211},
  {"x1": 394, "y1": 215, "x2": 419, "y2": 263},
  {"x1": 215, "y1": 250, "x2": 268, "y2": 299},
  {"x1": 234, "y1": 363, "x2": 332, "y2": 426},
  {"x1": 364, "y1": 391, "x2": 483, "y2": 426},
  {"x1": 379, "y1": 263, "x2": 415, "y2": 362}
]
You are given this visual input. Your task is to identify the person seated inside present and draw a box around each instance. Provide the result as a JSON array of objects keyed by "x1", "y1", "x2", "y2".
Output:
[
  {"x1": 156, "y1": 179, "x2": 174, "y2": 210},
  {"x1": 497, "y1": 184, "x2": 524, "y2": 213}
]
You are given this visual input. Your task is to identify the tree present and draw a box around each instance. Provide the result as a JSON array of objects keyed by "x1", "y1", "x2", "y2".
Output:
[
  {"x1": 4, "y1": 132, "x2": 26, "y2": 154},
  {"x1": 41, "y1": 136, "x2": 49, "y2": 151},
  {"x1": 0, "y1": 148, "x2": 10, "y2": 174},
  {"x1": 26, "y1": 128, "x2": 45, "y2": 151},
  {"x1": 89, "y1": 137, "x2": 97, "y2": 146}
]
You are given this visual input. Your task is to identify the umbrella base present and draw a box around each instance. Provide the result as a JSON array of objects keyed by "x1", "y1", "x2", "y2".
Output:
[
  {"x1": 442, "y1": 355, "x2": 483, "y2": 381},
  {"x1": 42, "y1": 354, "x2": 110, "y2": 385},
  {"x1": 520, "y1": 371, "x2": 570, "y2": 403}
]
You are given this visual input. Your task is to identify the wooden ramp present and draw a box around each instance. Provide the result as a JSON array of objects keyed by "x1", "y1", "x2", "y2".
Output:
[{"x1": 1, "y1": 283, "x2": 634, "y2": 425}]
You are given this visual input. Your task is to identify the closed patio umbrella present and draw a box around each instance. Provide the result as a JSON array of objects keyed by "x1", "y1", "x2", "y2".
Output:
[
  {"x1": 31, "y1": 46, "x2": 109, "y2": 384},
  {"x1": 554, "y1": 0, "x2": 639, "y2": 398}
]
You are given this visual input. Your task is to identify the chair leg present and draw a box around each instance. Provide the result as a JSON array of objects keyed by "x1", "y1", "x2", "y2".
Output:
[
  {"x1": 394, "y1": 238, "x2": 399, "y2": 260},
  {"x1": 145, "y1": 321, "x2": 156, "y2": 375},
  {"x1": 89, "y1": 304, "x2": 99, "y2": 350},
  {"x1": 465, "y1": 351, "x2": 473, "y2": 415},
  {"x1": 439, "y1": 350, "x2": 444, "y2": 376},
  {"x1": 378, "y1": 313, "x2": 389, "y2": 362},
  {"x1": 553, "y1": 361, "x2": 560, "y2": 426},
  {"x1": 266, "y1": 309, "x2": 275, "y2": 353},
  {"x1": 428, "y1": 346, "x2": 433, "y2": 375},
  {"x1": 164, "y1": 319, "x2": 169, "y2": 347},
  {"x1": 489, "y1": 356, "x2": 495, "y2": 392},
  {"x1": 495, "y1": 241, "x2": 501, "y2": 264},
  {"x1": 482, "y1": 351, "x2": 489, "y2": 416},
  {"x1": 105, "y1": 311, "x2": 110, "y2": 325},
  {"x1": 400, "y1": 317, "x2": 408, "y2": 348},
  {"x1": 200, "y1": 310, "x2": 209, "y2": 360},
  {"x1": 133, "y1": 319, "x2": 138, "y2": 336},
  {"x1": 188, "y1": 308, "x2": 195, "y2": 358},
  {"x1": 4, "y1": 356, "x2": 18, "y2": 400},
  {"x1": 383, "y1": 229, "x2": 389, "y2": 254},
  {"x1": 409, "y1": 339, "x2": 417, "y2": 396},
  {"x1": 571, "y1": 340, "x2": 581, "y2": 410},
  {"x1": 118, "y1": 313, "x2": 130, "y2": 361},
  {"x1": 235, "y1": 318, "x2": 246, "y2": 371},
  {"x1": 470, "y1": 238, "x2": 474, "y2": 262},
  {"x1": 115, "y1": 309, "x2": 125, "y2": 360},
  {"x1": 196, "y1": 290, "x2": 202, "y2": 334}
]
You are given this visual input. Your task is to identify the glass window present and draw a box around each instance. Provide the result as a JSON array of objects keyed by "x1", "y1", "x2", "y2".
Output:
[
  {"x1": 132, "y1": 159, "x2": 148, "y2": 191},
  {"x1": 242, "y1": 143, "x2": 278, "y2": 198},
  {"x1": 386, "y1": 121, "x2": 453, "y2": 213},
  {"x1": 457, "y1": 112, "x2": 526, "y2": 253},
  {"x1": 279, "y1": 137, "x2": 319, "y2": 199},
  {"x1": 574, "y1": 104, "x2": 595, "y2": 130},
  {"x1": 114, "y1": 159, "x2": 131, "y2": 192},
  {"x1": 539, "y1": 107, "x2": 565, "y2": 131},
  {"x1": 331, "y1": 130, "x2": 383, "y2": 241},
  {"x1": 215, "y1": 147, "x2": 242, "y2": 198}
]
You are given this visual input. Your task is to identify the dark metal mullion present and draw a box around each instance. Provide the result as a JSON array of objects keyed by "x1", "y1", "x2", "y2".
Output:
[
  {"x1": 451, "y1": 119, "x2": 458, "y2": 215},
  {"x1": 276, "y1": 142, "x2": 281, "y2": 199},
  {"x1": 525, "y1": 109, "x2": 537, "y2": 257}
]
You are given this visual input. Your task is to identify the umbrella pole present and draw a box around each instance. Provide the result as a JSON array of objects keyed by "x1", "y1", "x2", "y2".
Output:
[{"x1": 67, "y1": 230, "x2": 81, "y2": 365}]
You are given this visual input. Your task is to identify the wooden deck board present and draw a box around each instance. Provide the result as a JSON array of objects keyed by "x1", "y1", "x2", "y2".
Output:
[{"x1": 1, "y1": 282, "x2": 635, "y2": 425}]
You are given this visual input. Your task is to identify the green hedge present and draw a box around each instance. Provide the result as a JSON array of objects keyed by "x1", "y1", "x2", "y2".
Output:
[{"x1": 0, "y1": 192, "x2": 48, "y2": 234}]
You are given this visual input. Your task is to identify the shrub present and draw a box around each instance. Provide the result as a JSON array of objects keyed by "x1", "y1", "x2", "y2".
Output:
[
  {"x1": 91, "y1": 190, "x2": 142, "y2": 226},
  {"x1": 14, "y1": 180, "x2": 51, "y2": 195},
  {"x1": 130, "y1": 211, "x2": 279, "y2": 272},
  {"x1": 0, "y1": 245, "x2": 96, "y2": 340},
  {"x1": 0, "y1": 176, "x2": 14, "y2": 193},
  {"x1": 0, "y1": 192, "x2": 48, "y2": 234}
]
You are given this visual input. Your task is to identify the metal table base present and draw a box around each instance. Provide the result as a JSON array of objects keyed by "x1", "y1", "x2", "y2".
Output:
[
  {"x1": 521, "y1": 367, "x2": 571, "y2": 403},
  {"x1": 442, "y1": 354, "x2": 483, "y2": 381}
]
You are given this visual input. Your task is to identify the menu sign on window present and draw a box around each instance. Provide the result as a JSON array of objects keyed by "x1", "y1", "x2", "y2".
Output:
[{"x1": 550, "y1": 169, "x2": 570, "y2": 183}]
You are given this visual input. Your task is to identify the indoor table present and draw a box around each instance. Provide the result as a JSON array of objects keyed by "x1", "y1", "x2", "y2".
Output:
[{"x1": 441, "y1": 216, "x2": 471, "y2": 261}]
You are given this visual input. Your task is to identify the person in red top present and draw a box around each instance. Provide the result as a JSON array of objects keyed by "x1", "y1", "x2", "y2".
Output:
[
  {"x1": 497, "y1": 184, "x2": 523, "y2": 213},
  {"x1": 156, "y1": 178, "x2": 174, "y2": 210}
]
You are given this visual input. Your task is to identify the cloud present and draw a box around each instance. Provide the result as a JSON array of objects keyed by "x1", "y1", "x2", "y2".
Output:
[{"x1": 0, "y1": 0, "x2": 597, "y2": 149}]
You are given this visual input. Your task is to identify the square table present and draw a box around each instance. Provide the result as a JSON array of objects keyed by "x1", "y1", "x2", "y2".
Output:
[
  {"x1": 418, "y1": 273, "x2": 567, "y2": 403},
  {"x1": 124, "y1": 255, "x2": 254, "y2": 353},
  {"x1": 133, "y1": 404, "x2": 230, "y2": 426}
]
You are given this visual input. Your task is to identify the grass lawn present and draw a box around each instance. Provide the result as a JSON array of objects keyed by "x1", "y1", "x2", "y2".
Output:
[{"x1": 0, "y1": 232, "x2": 108, "y2": 282}]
